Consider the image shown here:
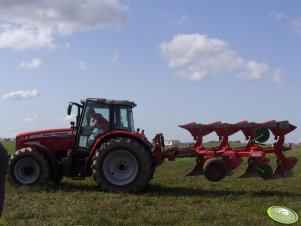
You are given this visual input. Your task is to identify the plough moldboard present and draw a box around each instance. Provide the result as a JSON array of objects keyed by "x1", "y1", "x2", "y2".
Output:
[{"x1": 152, "y1": 120, "x2": 298, "y2": 182}]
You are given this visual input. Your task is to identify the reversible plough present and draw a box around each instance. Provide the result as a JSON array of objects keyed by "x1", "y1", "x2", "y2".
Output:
[{"x1": 153, "y1": 120, "x2": 297, "y2": 181}]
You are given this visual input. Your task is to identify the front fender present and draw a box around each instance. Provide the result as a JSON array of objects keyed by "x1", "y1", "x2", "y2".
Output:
[{"x1": 23, "y1": 142, "x2": 59, "y2": 177}]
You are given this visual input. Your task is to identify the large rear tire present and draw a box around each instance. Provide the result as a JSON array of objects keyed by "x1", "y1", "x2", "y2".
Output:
[
  {"x1": 92, "y1": 137, "x2": 154, "y2": 192},
  {"x1": 7, "y1": 148, "x2": 50, "y2": 185}
]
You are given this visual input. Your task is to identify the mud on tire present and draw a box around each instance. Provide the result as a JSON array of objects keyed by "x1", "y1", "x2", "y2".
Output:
[
  {"x1": 92, "y1": 137, "x2": 154, "y2": 192},
  {"x1": 7, "y1": 148, "x2": 50, "y2": 185}
]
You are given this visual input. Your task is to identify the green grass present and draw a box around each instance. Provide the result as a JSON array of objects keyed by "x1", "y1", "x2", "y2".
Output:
[
  {"x1": 0, "y1": 141, "x2": 15, "y2": 155},
  {"x1": 1, "y1": 142, "x2": 301, "y2": 225}
]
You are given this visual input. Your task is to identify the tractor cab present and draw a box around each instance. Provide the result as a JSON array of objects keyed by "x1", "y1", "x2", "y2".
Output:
[
  {"x1": 68, "y1": 98, "x2": 136, "y2": 151},
  {"x1": 62, "y1": 98, "x2": 154, "y2": 183}
]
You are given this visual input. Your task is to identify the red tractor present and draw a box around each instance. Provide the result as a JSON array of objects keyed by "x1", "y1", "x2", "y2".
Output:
[
  {"x1": 7, "y1": 98, "x2": 155, "y2": 192},
  {"x1": 7, "y1": 98, "x2": 298, "y2": 192}
]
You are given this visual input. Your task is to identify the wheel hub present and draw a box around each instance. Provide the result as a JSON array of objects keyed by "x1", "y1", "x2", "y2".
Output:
[
  {"x1": 116, "y1": 161, "x2": 128, "y2": 173},
  {"x1": 103, "y1": 150, "x2": 138, "y2": 186},
  {"x1": 23, "y1": 166, "x2": 35, "y2": 176}
]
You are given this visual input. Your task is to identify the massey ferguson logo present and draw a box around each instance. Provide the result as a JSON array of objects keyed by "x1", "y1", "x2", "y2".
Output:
[{"x1": 29, "y1": 131, "x2": 75, "y2": 139}]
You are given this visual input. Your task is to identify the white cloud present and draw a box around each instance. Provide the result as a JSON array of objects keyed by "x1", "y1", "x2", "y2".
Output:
[
  {"x1": 2, "y1": 90, "x2": 41, "y2": 100},
  {"x1": 160, "y1": 34, "x2": 229, "y2": 68},
  {"x1": 271, "y1": 12, "x2": 301, "y2": 38},
  {"x1": 79, "y1": 61, "x2": 88, "y2": 71},
  {"x1": 270, "y1": 68, "x2": 283, "y2": 83},
  {"x1": 237, "y1": 61, "x2": 269, "y2": 80},
  {"x1": 0, "y1": 0, "x2": 129, "y2": 50},
  {"x1": 283, "y1": 91, "x2": 291, "y2": 97},
  {"x1": 20, "y1": 58, "x2": 42, "y2": 69},
  {"x1": 176, "y1": 50, "x2": 244, "y2": 81},
  {"x1": 64, "y1": 42, "x2": 70, "y2": 49},
  {"x1": 0, "y1": 0, "x2": 128, "y2": 32},
  {"x1": 238, "y1": 63, "x2": 283, "y2": 83},
  {"x1": 0, "y1": 24, "x2": 53, "y2": 50},
  {"x1": 111, "y1": 51, "x2": 119, "y2": 62},
  {"x1": 176, "y1": 15, "x2": 190, "y2": 25},
  {"x1": 63, "y1": 114, "x2": 76, "y2": 122},
  {"x1": 270, "y1": 11, "x2": 288, "y2": 21},
  {"x1": 290, "y1": 19, "x2": 301, "y2": 37},
  {"x1": 159, "y1": 33, "x2": 282, "y2": 83},
  {"x1": 23, "y1": 114, "x2": 40, "y2": 123},
  {"x1": 0, "y1": 127, "x2": 19, "y2": 138},
  {"x1": 247, "y1": 85, "x2": 253, "y2": 91}
]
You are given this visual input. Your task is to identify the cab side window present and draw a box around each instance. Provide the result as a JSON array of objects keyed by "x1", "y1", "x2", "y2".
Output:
[{"x1": 114, "y1": 106, "x2": 129, "y2": 130}]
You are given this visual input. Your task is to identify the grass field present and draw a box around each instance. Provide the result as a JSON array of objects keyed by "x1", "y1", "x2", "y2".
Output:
[{"x1": 1, "y1": 141, "x2": 301, "y2": 225}]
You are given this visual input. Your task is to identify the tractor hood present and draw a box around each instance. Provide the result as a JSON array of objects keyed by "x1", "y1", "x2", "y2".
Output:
[{"x1": 16, "y1": 128, "x2": 77, "y2": 152}]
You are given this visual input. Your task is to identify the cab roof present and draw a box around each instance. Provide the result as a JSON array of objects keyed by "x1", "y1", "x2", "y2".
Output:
[{"x1": 81, "y1": 98, "x2": 136, "y2": 108}]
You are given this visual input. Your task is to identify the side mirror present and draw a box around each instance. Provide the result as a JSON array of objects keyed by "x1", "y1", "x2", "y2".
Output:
[
  {"x1": 67, "y1": 103, "x2": 72, "y2": 115},
  {"x1": 70, "y1": 121, "x2": 75, "y2": 128}
]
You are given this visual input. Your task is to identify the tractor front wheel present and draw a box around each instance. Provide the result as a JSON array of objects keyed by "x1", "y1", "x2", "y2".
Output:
[
  {"x1": 203, "y1": 157, "x2": 227, "y2": 182},
  {"x1": 92, "y1": 137, "x2": 154, "y2": 192},
  {"x1": 7, "y1": 148, "x2": 50, "y2": 185}
]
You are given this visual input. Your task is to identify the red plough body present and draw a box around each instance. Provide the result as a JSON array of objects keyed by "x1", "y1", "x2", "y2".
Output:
[{"x1": 152, "y1": 120, "x2": 297, "y2": 182}]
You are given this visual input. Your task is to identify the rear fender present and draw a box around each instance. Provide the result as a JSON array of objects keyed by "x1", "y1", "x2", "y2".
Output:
[
  {"x1": 23, "y1": 142, "x2": 59, "y2": 177},
  {"x1": 89, "y1": 132, "x2": 153, "y2": 157}
]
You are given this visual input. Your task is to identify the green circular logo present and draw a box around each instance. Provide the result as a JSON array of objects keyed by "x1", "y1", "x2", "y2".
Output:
[{"x1": 267, "y1": 206, "x2": 299, "y2": 224}]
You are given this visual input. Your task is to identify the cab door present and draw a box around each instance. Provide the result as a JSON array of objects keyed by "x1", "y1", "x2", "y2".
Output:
[{"x1": 77, "y1": 101, "x2": 111, "y2": 150}]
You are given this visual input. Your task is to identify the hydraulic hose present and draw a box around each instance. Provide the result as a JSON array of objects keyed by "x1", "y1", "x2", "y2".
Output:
[{"x1": 0, "y1": 143, "x2": 8, "y2": 217}]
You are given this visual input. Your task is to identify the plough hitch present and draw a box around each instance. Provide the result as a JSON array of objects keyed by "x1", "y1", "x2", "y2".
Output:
[{"x1": 152, "y1": 120, "x2": 297, "y2": 182}]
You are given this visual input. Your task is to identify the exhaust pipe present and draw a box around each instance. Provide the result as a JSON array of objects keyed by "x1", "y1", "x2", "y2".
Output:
[{"x1": 0, "y1": 143, "x2": 8, "y2": 217}]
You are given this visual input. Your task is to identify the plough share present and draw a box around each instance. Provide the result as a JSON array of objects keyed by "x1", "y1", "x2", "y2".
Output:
[{"x1": 153, "y1": 120, "x2": 297, "y2": 182}]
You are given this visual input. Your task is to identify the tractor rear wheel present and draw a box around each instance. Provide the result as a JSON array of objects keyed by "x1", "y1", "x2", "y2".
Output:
[
  {"x1": 92, "y1": 137, "x2": 154, "y2": 192},
  {"x1": 7, "y1": 148, "x2": 50, "y2": 185},
  {"x1": 203, "y1": 157, "x2": 227, "y2": 182}
]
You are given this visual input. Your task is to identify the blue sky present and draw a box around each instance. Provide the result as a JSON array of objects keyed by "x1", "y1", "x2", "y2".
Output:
[{"x1": 0, "y1": 0, "x2": 300, "y2": 143}]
